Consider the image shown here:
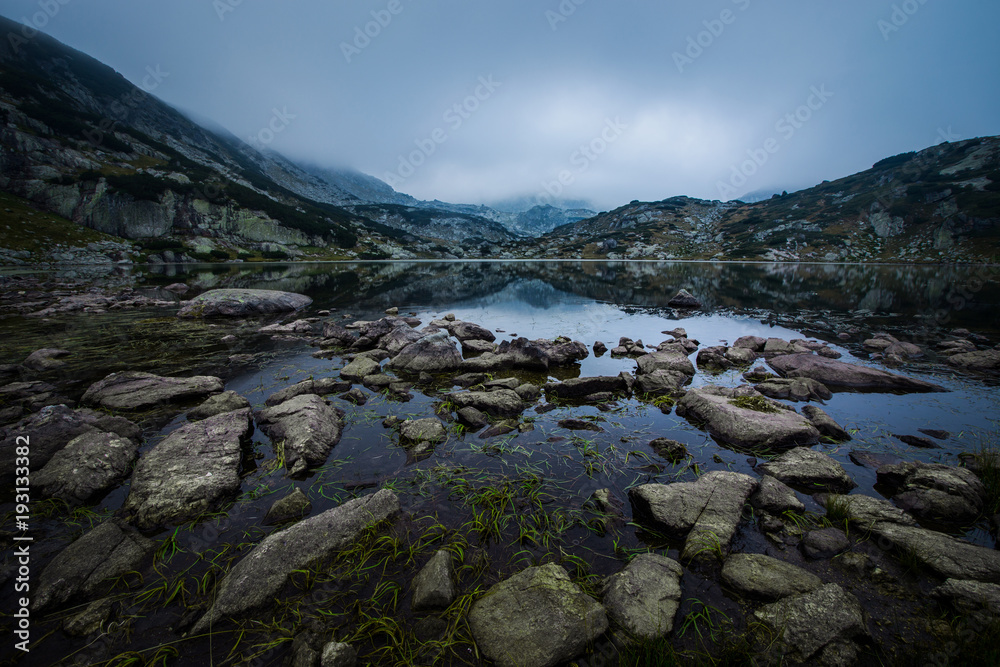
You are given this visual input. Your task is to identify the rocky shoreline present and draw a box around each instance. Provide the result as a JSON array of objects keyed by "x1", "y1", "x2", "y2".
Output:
[{"x1": 1, "y1": 287, "x2": 999, "y2": 666}]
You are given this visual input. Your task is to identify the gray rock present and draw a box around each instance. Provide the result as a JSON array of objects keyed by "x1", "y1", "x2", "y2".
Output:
[
  {"x1": 339, "y1": 356, "x2": 382, "y2": 382},
  {"x1": 189, "y1": 391, "x2": 251, "y2": 421},
  {"x1": 697, "y1": 346, "x2": 734, "y2": 371},
  {"x1": 258, "y1": 395, "x2": 344, "y2": 475},
  {"x1": 381, "y1": 324, "x2": 425, "y2": 356},
  {"x1": 676, "y1": 385, "x2": 820, "y2": 452},
  {"x1": 449, "y1": 321, "x2": 496, "y2": 342},
  {"x1": 931, "y1": 579, "x2": 1000, "y2": 617},
  {"x1": 23, "y1": 348, "x2": 71, "y2": 371},
  {"x1": 339, "y1": 388, "x2": 367, "y2": 405},
  {"x1": 265, "y1": 378, "x2": 351, "y2": 406},
  {"x1": 33, "y1": 520, "x2": 154, "y2": 611},
  {"x1": 867, "y1": 522, "x2": 1000, "y2": 583},
  {"x1": 399, "y1": 418, "x2": 447, "y2": 445},
  {"x1": 456, "y1": 407, "x2": 488, "y2": 430},
  {"x1": 634, "y1": 369, "x2": 691, "y2": 395},
  {"x1": 177, "y1": 288, "x2": 312, "y2": 318},
  {"x1": 593, "y1": 341, "x2": 607, "y2": 356},
  {"x1": 751, "y1": 475, "x2": 805, "y2": 514},
  {"x1": 801, "y1": 405, "x2": 852, "y2": 442},
  {"x1": 763, "y1": 338, "x2": 813, "y2": 356},
  {"x1": 823, "y1": 493, "x2": 916, "y2": 527},
  {"x1": 602, "y1": 553, "x2": 683, "y2": 638},
  {"x1": 462, "y1": 339, "x2": 497, "y2": 355},
  {"x1": 668, "y1": 289, "x2": 701, "y2": 308},
  {"x1": 722, "y1": 554, "x2": 822, "y2": 601},
  {"x1": 321, "y1": 642, "x2": 358, "y2": 667},
  {"x1": 558, "y1": 418, "x2": 603, "y2": 432},
  {"x1": 768, "y1": 353, "x2": 948, "y2": 393},
  {"x1": 82, "y1": 371, "x2": 223, "y2": 411},
  {"x1": 802, "y1": 527, "x2": 850, "y2": 559},
  {"x1": 753, "y1": 584, "x2": 867, "y2": 664},
  {"x1": 446, "y1": 390, "x2": 526, "y2": 418},
  {"x1": 389, "y1": 331, "x2": 463, "y2": 374},
  {"x1": 468, "y1": 563, "x2": 607, "y2": 667},
  {"x1": 757, "y1": 448, "x2": 856, "y2": 493},
  {"x1": 629, "y1": 471, "x2": 758, "y2": 563},
  {"x1": 263, "y1": 487, "x2": 312, "y2": 525},
  {"x1": 894, "y1": 434, "x2": 940, "y2": 449},
  {"x1": 63, "y1": 597, "x2": 114, "y2": 636},
  {"x1": 411, "y1": 550, "x2": 457, "y2": 611},
  {"x1": 123, "y1": 409, "x2": 253, "y2": 529},
  {"x1": 515, "y1": 383, "x2": 541, "y2": 402},
  {"x1": 734, "y1": 335, "x2": 767, "y2": 351},
  {"x1": 544, "y1": 376, "x2": 630, "y2": 399},
  {"x1": 755, "y1": 378, "x2": 832, "y2": 402},
  {"x1": 876, "y1": 461, "x2": 986, "y2": 525},
  {"x1": 947, "y1": 349, "x2": 1000, "y2": 371},
  {"x1": 635, "y1": 350, "x2": 696, "y2": 377},
  {"x1": 649, "y1": 437, "x2": 688, "y2": 463},
  {"x1": 725, "y1": 346, "x2": 758, "y2": 365},
  {"x1": 34, "y1": 431, "x2": 138, "y2": 504},
  {"x1": 193, "y1": 489, "x2": 400, "y2": 633}
]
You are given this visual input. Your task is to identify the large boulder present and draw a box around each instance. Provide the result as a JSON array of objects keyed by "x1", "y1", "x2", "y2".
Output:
[
  {"x1": 867, "y1": 522, "x2": 1000, "y2": 583},
  {"x1": 258, "y1": 395, "x2": 344, "y2": 475},
  {"x1": 494, "y1": 337, "x2": 589, "y2": 371},
  {"x1": 123, "y1": 409, "x2": 253, "y2": 529},
  {"x1": 768, "y1": 353, "x2": 947, "y2": 393},
  {"x1": 875, "y1": 461, "x2": 987, "y2": 525},
  {"x1": 635, "y1": 350, "x2": 696, "y2": 377},
  {"x1": 177, "y1": 288, "x2": 312, "y2": 318},
  {"x1": 634, "y1": 369, "x2": 691, "y2": 395},
  {"x1": 192, "y1": 490, "x2": 400, "y2": 633},
  {"x1": 33, "y1": 432, "x2": 138, "y2": 504},
  {"x1": 389, "y1": 331, "x2": 463, "y2": 374},
  {"x1": 544, "y1": 376, "x2": 630, "y2": 399},
  {"x1": 757, "y1": 447, "x2": 856, "y2": 493},
  {"x1": 33, "y1": 520, "x2": 154, "y2": 611},
  {"x1": 722, "y1": 554, "x2": 822, "y2": 601},
  {"x1": 448, "y1": 321, "x2": 496, "y2": 343},
  {"x1": 676, "y1": 386, "x2": 820, "y2": 452},
  {"x1": 446, "y1": 390, "x2": 527, "y2": 418},
  {"x1": 468, "y1": 563, "x2": 607, "y2": 667},
  {"x1": 601, "y1": 553, "x2": 684, "y2": 638},
  {"x1": 668, "y1": 289, "x2": 701, "y2": 308},
  {"x1": 629, "y1": 471, "x2": 758, "y2": 562},
  {"x1": 82, "y1": 371, "x2": 223, "y2": 411}
]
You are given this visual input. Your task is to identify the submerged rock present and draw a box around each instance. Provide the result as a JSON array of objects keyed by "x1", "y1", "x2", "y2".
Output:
[
  {"x1": 82, "y1": 371, "x2": 223, "y2": 411},
  {"x1": 34, "y1": 431, "x2": 138, "y2": 504},
  {"x1": 177, "y1": 288, "x2": 312, "y2": 318},
  {"x1": 602, "y1": 553, "x2": 683, "y2": 638},
  {"x1": 468, "y1": 563, "x2": 607, "y2": 667},
  {"x1": 757, "y1": 447, "x2": 856, "y2": 493},
  {"x1": 649, "y1": 437, "x2": 689, "y2": 463},
  {"x1": 258, "y1": 395, "x2": 344, "y2": 475},
  {"x1": 399, "y1": 418, "x2": 448, "y2": 445},
  {"x1": 768, "y1": 353, "x2": 947, "y2": 393},
  {"x1": 192, "y1": 489, "x2": 400, "y2": 633},
  {"x1": 22, "y1": 348, "x2": 71, "y2": 372},
  {"x1": 263, "y1": 487, "x2": 312, "y2": 525},
  {"x1": 123, "y1": 408, "x2": 253, "y2": 529},
  {"x1": 722, "y1": 554, "x2": 822, "y2": 601}
]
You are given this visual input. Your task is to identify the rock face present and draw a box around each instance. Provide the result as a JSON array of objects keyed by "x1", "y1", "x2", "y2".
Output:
[
  {"x1": 411, "y1": 550, "x2": 457, "y2": 611},
  {"x1": 876, "y1": 461, "x2": 987, "y2": 525},
  {"x1": 389, "y1": 331, "x2": 463, "y2": 374},
  {"x1": 868, "y1": 522, "x2": 1000, "y2": 583},
  {"x1": 82, "y1": 371, "x2": 223, "y2": 410},
  {"x1": 33, "y1": 431, "x2": 138, "y2": 504},
  {"x1": 629, "y1": 471, "x2": 758, "y2": 562},
  {"x1": 258, "y1": 395, "x2": 344, "y2": 475},
  {"x1": 468, "y1": 563, "x2": 607, "y2": 667},
  {"x1": 757, "y1": 447, "x2": 856, "y2": 493},
  {"x1": 722, "y1": 554, "x2": 822, "y2": 601},
  {"x1": 753, "y1": 584, "x2": 868, "y2": 664},
  {"x1": 33, "y1": 520, "x2": 154, "y2": 611},
  {"x1": 675, "y1": 386, "x2": 820, "y2": 451},
  {"x1": 123, "y1": 409, "x2": 253, "y2": 529},
  {"x1": 193, "y1": 489, "x2": 400, "y2": 633},
  {"x1": 188, "y1": 391, "x2": 251, "y2": 421},
  {"x1": 177, "y1": 288, "x2": 312, "y2": 318},
  {"x1": 601, "y1": 553, "x2": 683, "y2": 638},
  {"x1": 768, "y1": 353, "x2": 948, "y2": 393}
]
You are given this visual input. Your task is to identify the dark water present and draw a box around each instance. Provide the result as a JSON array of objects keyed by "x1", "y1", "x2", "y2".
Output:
[{"x1": 3, "y1": 260, "x2": 999, "y2": 666}]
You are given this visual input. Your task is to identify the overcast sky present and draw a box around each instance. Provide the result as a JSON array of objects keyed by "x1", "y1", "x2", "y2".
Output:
[{"x1": 5, "y1": 0, "x2": 999, "y2": 210}]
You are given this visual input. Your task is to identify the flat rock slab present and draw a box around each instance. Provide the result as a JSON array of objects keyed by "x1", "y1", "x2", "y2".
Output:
[
  {"x1": 768, "y1": 353, "x2": 947, "y2": 393},
  {"x1": 676, "y1": 385, "x2": 820, "y2": 452},
  {"x1": 82, "y1": 371, "x2": 223, "y2": 411},
  {"x1": 258, "y1": 394, "x2": 344, "y2": 475},
  {"x1": 34, "y1": 431, "x2": 138, "y2": 504},
  {"x1": 722, "y1": 554, "x2": 822, "y2": 601},
  {"x1": 753, "y1": 583, "x2": 867, "y2": 664},
  {"x1": 123, "y1": 408, "x2": 253, "y2": 529},
  {"x1": 264, "y1": 378, "x2": 352, "y2": 407},
  {"x1": 468, "y1": 563, "x2": 607, "y2": 667},
  {"x1": 33, "y1": 520, "x2": 154, "y2": 611},
  {"x1": 823, "y1": 493, "x2": 916, "y2": 527},
  {"x1": 876, "y1": 461, "x2": 987, "y2": 525},
  {"x1": 602, "y1": 553, "x2": 683, "y2": 638},
  {"x1": 177, "y1": 289, "x2": 312, "y2": 318},
  {"x1": 446, "y1": 390, "x2": 527, "y2": 418},
  {"x1": 868, "y1": 522, "x2": 1000, "y2": 583},
  {"x1": 629, "y1": 471, "x2": 758, "y2": 563},
  {"x1": 193, "y1": 489, "x2": 400, "y2": 633},
  {"x1": 544, "y1": 376, "x2": 630, "y2": 399},
  {"x1": 757, "y1": 447, "x2": 856, "y2": 493}
]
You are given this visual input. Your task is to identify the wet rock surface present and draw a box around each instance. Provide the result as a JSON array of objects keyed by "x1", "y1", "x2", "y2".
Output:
[
  {"x1": 768, "y1": 353, "x2": 948, "y2": 392},
  {"x1": 601, "y1": 553, "x2": 683, "y2": 638},
  {"x1": 33, "y1": 431, "x2": 138, "y2": 504},
  {"x1": 757, "y1": 447, "x2": 857, "y2": 493},
  {"x1": 177, "y1": 288, "x2": 312, "y2": 318},
  {"x1": 876, "y1": 461, "x2": 987, "y2": 525},
  {"x1": 82, "y1": 371, "x2": 224, "y2": 411},
  {"x1": 258, "y1": 395, "x2": 344, "y2": 475},
  {"x1": 722, "y1": 553, "x2": 822, "y2": 601}
]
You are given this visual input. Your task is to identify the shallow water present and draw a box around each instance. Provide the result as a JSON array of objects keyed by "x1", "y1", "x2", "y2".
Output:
[{"x1": 3, "y1": 260, "x2": 999, "y2": 666}]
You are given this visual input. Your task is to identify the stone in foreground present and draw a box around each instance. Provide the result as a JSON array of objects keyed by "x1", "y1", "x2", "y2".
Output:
[
  {"x1": 722, "y1": 554, "x2": 822, "y2": 601},
  {"x1": 468, "y1": 563, "x2": 607, "y2": 667},
  {"x1": 411, "y1": 550, "x2": 457, "y2": 611},
  {"x1": 258, "y1": 395, "x2": 344, "y2": 475},
  {"x1": 123, "y1": 409, "x2": 253, "y2": 529},
  {"x1": 601, "y1": 553, "x2": 683, "y2": 639},
  {"x1": 177, "y1": 288, "x2": 312, "y2": 318},
  {"x1": 33, "y1": 431, "x2": 138, "y2": 504},
  {"x1": 756, "y1": 447, "x2": 856, "y2": 493},
  {"x1": 867, "y1": 522, "x2": 1000, "y2": 583},
  {"x1": 193, "y1": 489, "x2": 400, "y2": 633},
  {"x1": 82, "y1": 371, "x2": 223, "y2": 411}
]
